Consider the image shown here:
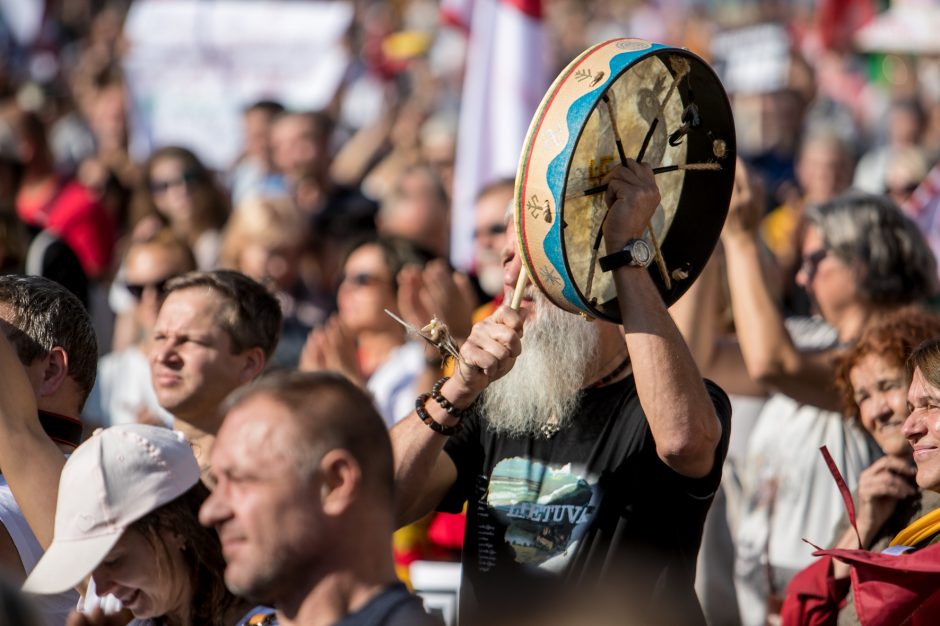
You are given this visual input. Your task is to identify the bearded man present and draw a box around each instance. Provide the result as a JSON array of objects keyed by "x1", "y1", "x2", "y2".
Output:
[{"x1": 391, "y1": 161, "x2": 731, "y2": 626}]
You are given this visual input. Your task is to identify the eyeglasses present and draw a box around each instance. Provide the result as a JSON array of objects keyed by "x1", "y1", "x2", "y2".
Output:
[
  {"x1": 887, "y1": 182, "x2": 919, "y2": 197},
  {"x1": 338, "y1": 272, "x2": 388, "y2": 288},
  {"x1": 800, "y1": 249, "x2": 829, "y2": 281},
  {"x1": 149, "y1": 170, "x2": 202, "y2": 195},
  {"x1": 125, "y1": 276, "x2": 176, "y2": 300},
  {"x1": 473, "y1": 223, "x2": 507, "y2": 239}
]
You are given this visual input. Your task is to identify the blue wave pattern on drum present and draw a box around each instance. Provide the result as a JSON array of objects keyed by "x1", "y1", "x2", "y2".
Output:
[{"x1": 542, "y1": 41, "x2": 669, "y2": 314}]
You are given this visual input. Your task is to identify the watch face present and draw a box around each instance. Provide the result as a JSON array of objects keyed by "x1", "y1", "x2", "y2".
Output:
[{"x1": 632, "y1": 240, "x2": 653, "y2": 265}]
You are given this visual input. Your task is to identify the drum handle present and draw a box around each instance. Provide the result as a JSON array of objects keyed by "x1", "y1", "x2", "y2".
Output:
[{"x1": 510, "y1": 270, "x2": 528, "y2": 310}]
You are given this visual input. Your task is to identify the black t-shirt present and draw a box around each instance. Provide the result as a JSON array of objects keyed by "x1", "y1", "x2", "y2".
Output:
[
  {"x1": 333, "y1": 582, "x2": 442, "y2": 626},
  {"x1": 441, "y1": 376, "x2": 731, "y2": 625}
]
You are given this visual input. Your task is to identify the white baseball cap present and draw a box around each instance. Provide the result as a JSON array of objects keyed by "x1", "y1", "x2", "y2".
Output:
[{"x1": 23, "y1": 424, "x2": 200, "y2": 595}]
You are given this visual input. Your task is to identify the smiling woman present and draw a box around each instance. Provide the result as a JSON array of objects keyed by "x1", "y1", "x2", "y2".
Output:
[
  {"x1": 21, "y1": 425, "x2": 274, "y2": 626},
  {"x1": 835, "y1": 308, "x2": 940, "y2": 459},
  {"x1": 782, "y1": 308, "x2": 940, "y2": 624}
]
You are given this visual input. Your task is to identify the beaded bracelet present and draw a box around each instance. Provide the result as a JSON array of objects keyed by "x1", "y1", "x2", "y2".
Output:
[
  {"x1": 431, "y1": 376, "x2": 462, "y2": 417},
  {"x1": 416, "y1": 393, "x2": 462, "y2": 436}
]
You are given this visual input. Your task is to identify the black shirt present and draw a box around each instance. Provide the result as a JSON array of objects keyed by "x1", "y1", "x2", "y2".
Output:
[
  {"x1": 441, "y1": 376, "x2": 732, "y2": 625},
  {"x1": 333, "y1": 583, "x2": 442, "y2": 626}
]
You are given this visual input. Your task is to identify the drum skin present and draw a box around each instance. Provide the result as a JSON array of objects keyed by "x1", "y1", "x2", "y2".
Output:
[{"x1": 514, "y1": 38, "x2": 735, "y2": 322}]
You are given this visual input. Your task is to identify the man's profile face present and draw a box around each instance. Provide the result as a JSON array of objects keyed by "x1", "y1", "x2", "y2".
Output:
[
  {"x1": 149, "y1": 288, "x2": 250, "y2": 425},
  {"x1": 905, "y1": 366, "x2": 940, "y2": 491},
  {"x1": 200, "y1": 394, "x2": 323, "y2": 601}
]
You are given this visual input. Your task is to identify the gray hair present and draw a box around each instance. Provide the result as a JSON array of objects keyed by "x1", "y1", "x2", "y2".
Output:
[
  {"x1": 807, "y1": 193, "x2": 937, "y2": 307},
  {"x1": 0, "y1": 275, "x2": 97, "y2": 402}
]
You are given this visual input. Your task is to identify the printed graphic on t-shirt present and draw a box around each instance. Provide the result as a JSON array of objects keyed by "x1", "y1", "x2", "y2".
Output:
[{"x1": 484, "y1": 457, "x2": 600, "y2": 571}]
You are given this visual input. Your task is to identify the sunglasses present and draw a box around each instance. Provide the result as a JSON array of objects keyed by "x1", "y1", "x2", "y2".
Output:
[
  {"x1": 149, "y1": 169, "x2": 202, "y2": 195},
  {"x1": 338, "y1": 272, "x2": 388, "y2": 288},
  {"x1": 473, "y1": 223, "x2": 507, "y2": 239},
  {"x1": 125, "y1": 276, "x2": 176, "y2": 300},
  {"x1": 800, "y1": 249, "x2": 829, "y2": 281}
]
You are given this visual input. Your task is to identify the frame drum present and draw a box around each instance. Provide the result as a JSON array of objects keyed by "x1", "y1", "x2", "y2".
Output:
[{"x1": 515, "y1": 38, "x2": 735, "y2": 322}]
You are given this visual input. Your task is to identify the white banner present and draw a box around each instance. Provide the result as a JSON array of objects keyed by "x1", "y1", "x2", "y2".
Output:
[{"x1": 123, "y1": 0, "x2": 353, "y2": 171}]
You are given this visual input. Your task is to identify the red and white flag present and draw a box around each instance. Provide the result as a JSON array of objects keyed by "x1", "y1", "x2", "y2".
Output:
[{"x1": 444, "y1": 0, "x2": 550, "y2": 271}]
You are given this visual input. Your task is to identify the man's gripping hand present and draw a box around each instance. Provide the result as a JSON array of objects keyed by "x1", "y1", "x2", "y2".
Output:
[{"x1": 602, "y1": 160, "x2": 661, "y2": 253}]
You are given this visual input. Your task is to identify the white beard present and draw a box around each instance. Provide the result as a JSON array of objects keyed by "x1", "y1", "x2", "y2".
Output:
[{"x1": 479, "y1": 293, "x2": 601, "y2": 437}]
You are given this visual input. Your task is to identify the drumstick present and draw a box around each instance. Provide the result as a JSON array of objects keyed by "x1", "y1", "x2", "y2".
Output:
[
  {"x1": 636, "y1": 118, "x2": 659, "y2": 163},
  {"x1": 601, "y1": 94, "x2": 628, "y2": 166},
  {"x1": 568, "y1": 163, "x2": 722, "y2": 199},
  {"x1": 510, "y1": 268, "x2": 528, "y2": 310},
  {"x1": 585, "y1": 199, "x2": 607, "y2": 299},
  {"x1": 646, "y1": 224, "x2": 671, "y2": 290}
]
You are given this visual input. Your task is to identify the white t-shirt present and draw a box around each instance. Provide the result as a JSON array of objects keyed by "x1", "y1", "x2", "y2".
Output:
[
  {"x1": 367, "y1": 341, "x2": 426, "y2": 428},
  {"x1": 0, "y1": 475, "x2": 78, "y2": 625},
  {"x1": 733, "y1": 317, "x2": 882, "y2": 626}
]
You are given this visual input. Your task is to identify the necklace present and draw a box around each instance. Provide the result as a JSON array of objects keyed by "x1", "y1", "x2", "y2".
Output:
[
  {"x1": 585, "y1": 356, "x2": 631, "y2": 389},
  {"x1": 540, "y1": 415, "x2": 561, "y2": 439}
]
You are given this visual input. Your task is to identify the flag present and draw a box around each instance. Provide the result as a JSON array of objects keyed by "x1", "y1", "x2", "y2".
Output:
[
  {"x1": 445, "y1": 0, "x2": 550, "y2": 271},
  {"x1": 807, "y1": 445, "x2": 940, "y2": 625},
  {"x1": 816, "y1": 0, "x2": 874, "y2": 52},
  {"x1": 812, "y1": 543, "x2": 940, "y2": 625}
]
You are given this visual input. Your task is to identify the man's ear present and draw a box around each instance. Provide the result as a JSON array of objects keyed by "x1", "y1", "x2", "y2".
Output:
[
  {"x1": 38, "y1": 347, "x2": 69, "y2": 398},
  {"x1": 319, "y1": 449, "x2": 361, "y2": 517},
  {"x1": 238, "y1": 347, "x2": 266, "y2": 384}
]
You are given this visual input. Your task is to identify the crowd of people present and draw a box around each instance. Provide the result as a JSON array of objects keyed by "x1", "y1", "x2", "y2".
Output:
[{"x1": 1, "y1": 1, "x2": 940, "y2": 625}]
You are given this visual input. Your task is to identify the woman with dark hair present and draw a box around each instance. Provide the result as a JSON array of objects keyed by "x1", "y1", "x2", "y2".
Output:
[
  {"x1": 23, "y1": 424, "x2": 273, "y2": 626},
  {"x1": 782, "y1": 308, "x2": 940, "y2": 624},
  {"x1": 131, "y1": 146, "x2": 229, "y2": 270},
  {"x1": 803, "y1": 193, "x2": 937, "y2": 311},
  {"x1": 300, "y1": 235, "x2": 435, "y2": 427}
]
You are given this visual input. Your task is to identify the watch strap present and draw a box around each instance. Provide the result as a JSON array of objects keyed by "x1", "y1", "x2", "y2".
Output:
[
  {"x1": 599, "y1": 239, "x2": 651, "y2": 272},
  {"x1": 599, "y1": 248, "x2": 634, "y2": 272}
]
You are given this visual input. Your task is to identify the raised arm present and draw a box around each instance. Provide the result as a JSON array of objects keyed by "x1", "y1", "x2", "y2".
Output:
[
  {"x1": 390, "y1": 305, "x2": 524, "y2": 527},
  {"x1": 669, "y1": 247, "x2": 767, "y2": 398},
  {"x1": 0, "y1": 328, "x2": 66, "y2": 548},
  {"x1": 602, "y1": 161, "x2": 721, "y2": 478},
  {"x1": 720, "y1": 161, "x2": 841, "y2": 410}
]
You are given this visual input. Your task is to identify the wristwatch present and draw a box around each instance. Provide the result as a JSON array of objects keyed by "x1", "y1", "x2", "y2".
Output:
[{"x1": 599, "y1": 239, "x2": 654, "y2": 271}]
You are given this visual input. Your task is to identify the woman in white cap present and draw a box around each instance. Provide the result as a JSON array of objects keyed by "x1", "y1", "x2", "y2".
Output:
[{"x1": 22, "y1": 424, "x2": 274, "y2": 626}]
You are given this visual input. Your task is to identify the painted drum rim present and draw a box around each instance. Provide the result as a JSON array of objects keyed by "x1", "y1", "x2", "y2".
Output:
[{"x1": 514, "y1": 38, "x2": 734, "y2": 321}]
